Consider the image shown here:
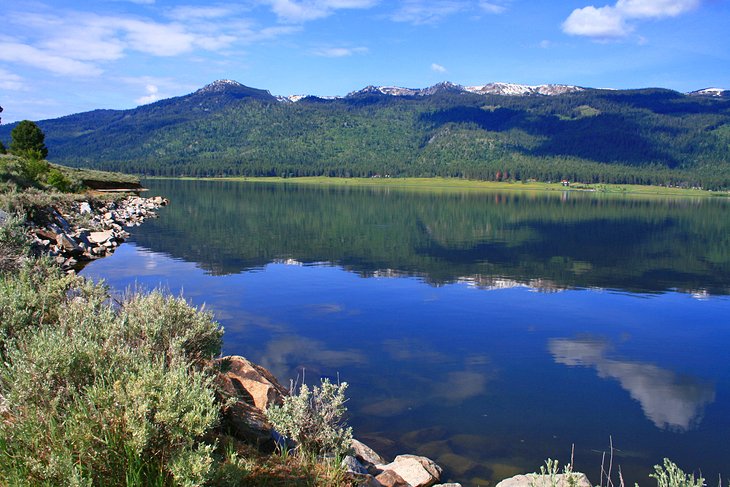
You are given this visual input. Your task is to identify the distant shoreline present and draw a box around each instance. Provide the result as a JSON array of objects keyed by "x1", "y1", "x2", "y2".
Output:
[{"x1": 147, "y1": 176, "x2": 730, "y2": 198}]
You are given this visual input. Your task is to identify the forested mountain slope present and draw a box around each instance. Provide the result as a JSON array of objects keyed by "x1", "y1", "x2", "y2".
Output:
[{"x1": 2, "y1": 81, "x2": 730, "y2": 188}]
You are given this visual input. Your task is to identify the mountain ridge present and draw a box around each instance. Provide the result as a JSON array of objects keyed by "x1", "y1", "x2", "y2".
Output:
[{"x1": 1, "y1": 79, "x2": 729, "y2": 189}]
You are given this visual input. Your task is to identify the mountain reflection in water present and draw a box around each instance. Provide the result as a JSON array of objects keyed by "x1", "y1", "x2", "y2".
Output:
[
  {"x1": 80, "y1": 179, "x2": 730, "y2": 486},
  {"x1": 130, "y1": 179, "x2": 730, "y2": 295}
]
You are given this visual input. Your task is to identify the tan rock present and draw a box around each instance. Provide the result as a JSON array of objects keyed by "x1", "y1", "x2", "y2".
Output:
[
  {"x1": 377, "y1": 455, "x2": 443, "y2": 487},
  {"x1": 375, "y1": 469, "x2": 411, "y2": 487},
  {"x1": 215, "y1": 355, "x2": 288, "y2": 411},
  {"x1": 88, "y1": 230, "x2": 114, "y2": 244},
  {"x1": 496, "y1": 472, "x2": 592, "y2": 487}
]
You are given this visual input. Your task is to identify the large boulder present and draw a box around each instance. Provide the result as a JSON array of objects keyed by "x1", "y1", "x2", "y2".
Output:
[
  {"x1": 496, "y1": 472, "x2": 592, "y2": 487},
  {"x1": 353, "y1": 438, "x2": 387, "y2": 466},
  {"x1": 214, "y1": 355, "x2": 289, "y2": 450},
  {"x1": 220, "y1": 400, "x2": 277, "y2": 451},
  {"x1": 376, "y1": 454, "x2": 443, "y2": 487},
  {"x1": 375, "y1": 469, "x2": 411, "y2": 487},
  {"x1": 215, "y1": 355, "x2": 288, "y2": 411}
]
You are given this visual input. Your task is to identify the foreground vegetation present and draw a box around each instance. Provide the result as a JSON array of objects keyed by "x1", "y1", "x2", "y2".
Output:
[{"x1": 0, "y1": 215, "x2": 352, "y2": 486}]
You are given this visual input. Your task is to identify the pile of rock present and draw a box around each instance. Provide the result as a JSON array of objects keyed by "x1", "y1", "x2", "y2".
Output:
[
  {"x1": 215, "y1": 355, "x2": 457, "y2": 487},
  {"x1": 29, "y1": 195, "x2": 168, "y2": 271}
]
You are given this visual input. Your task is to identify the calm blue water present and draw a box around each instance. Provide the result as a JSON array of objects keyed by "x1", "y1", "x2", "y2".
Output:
[{"x1": 82, "y1": 179, "x2": 730, "y2": 486}]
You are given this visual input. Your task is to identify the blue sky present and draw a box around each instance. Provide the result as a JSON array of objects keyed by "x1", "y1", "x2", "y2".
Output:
[{"x1": 1, "y1": 0, "x2": 729, "y2": 122}]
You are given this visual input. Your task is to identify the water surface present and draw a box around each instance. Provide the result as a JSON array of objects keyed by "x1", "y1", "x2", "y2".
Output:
[{"x1": 83, "y1": 179, "x2": 730, "y2": 486}]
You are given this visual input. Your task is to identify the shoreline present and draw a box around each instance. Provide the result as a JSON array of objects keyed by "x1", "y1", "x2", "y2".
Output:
[
  {"x1": 150, "y1": 175, "x2": 730, "y2": 198},
  {"x1": 25, "y1": 194, "x2": 168, "y2": 272}
]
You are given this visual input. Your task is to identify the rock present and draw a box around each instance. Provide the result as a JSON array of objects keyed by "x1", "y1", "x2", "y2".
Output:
[
  {"x1": 88, "y1": 230, "x2": 114, "y2": 244},
  {"x1": 342, "y1": 455, "x2": 369, "y2": 476},
  {"x1": 377, "y1": 455, "x2": 442, "y2": 487},
  {"x1": 51, "y1": 209, "x2": 72, "y2": 233},
  {"x1": 215, "y1": 355, "x2": 288, "y2": 411},
  {"x1": 495, "y1": 473, "x2": 592, "y2": 487},
  {"x1": 433, "y1": 484, "x2": 462, "y2": 487},
  {"x1": 375, "y1": 469, "x2": 411, "y2": 487},
  {"x1": 79, "y1": 202, "x2": 92, "y2": 214},
  {"x1": 0, "y1": 209, "x2": 8, "y2": 226},
  {"x1": 56, "y1": 233, "x2": 82, "y2": 254},
  {"x1": 34, "y1": 228, "x2": 58, "y2": 242},
  {"x1": 353, "y1": 438, "x2": 387, "y2": 466},
  {"x1": 220, "y1": 400, "x2": 276, "y2": 452}
]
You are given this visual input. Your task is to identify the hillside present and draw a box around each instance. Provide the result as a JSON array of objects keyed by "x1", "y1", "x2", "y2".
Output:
[{"x1": 2, "y1": 80, "x2": 730, "y2": 188}]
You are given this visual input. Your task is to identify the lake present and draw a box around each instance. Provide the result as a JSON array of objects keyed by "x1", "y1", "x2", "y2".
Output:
[{"x1": 82, "y1": 179, "x2": 730, "y2": 486}]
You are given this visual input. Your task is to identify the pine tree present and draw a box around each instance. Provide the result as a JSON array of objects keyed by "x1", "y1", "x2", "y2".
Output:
[{"x1": 10, "y1": 120, "x2": 48, "y2": 159}]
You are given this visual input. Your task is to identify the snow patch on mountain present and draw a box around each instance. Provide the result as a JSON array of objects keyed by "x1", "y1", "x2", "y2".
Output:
[
  {"x1": 465, "y1": 82, "x2": 584, "y2": 96},
  {"x1": 687, "y1": 88, "x2": 729, "y2": 97}
]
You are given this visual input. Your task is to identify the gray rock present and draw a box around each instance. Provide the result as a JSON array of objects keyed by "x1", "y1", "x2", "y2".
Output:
[
  {"x1": 79, "y1": 202, "x2": 92, "y2": 214},
  {"x1": 56, "y1": 233, "x2": 82, "y2": 254},
  {"x1": 51, "y1": 209, "x2": 72, "y2": 233},
  {"x1": 353, "y1": 438, "x2": 387, "y2": 466},
  {"x1": 0, "y1": 209, "x2": 9, "y2": 226},
  {"x1": 496, "y1": 473, "x2": 592, "y2": 487},
  {"x1": 433, "y1": 484, "x2": 463, "y2": 487},
  {"x1": 342, "y1": 455, "x2": 369, "y2": 476}
]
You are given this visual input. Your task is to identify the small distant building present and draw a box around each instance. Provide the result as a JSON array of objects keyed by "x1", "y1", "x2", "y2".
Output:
[{"x1": 561, "y1": 180, "x2": 570, "y2": 187}]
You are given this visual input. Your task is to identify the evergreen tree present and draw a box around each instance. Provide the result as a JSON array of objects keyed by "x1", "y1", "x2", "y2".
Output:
[{"x1": 10, "y1": 120, "x2": 48, "y2": 159}]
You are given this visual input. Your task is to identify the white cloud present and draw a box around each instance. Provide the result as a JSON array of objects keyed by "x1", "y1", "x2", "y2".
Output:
[
  {"x1": 563, "y1": 5, "x2": 628, "y2": 38},
  {"x1": 1, "y1": 7, "x2": 298, "y2": 79},
  {"x1": 563, "y1": 0, "x2": 702, "y2": 39},
  {"x1": 136, "y1": 84, "x2": 161, "y2": 105},
  {"x1": 0, "y1": 68, "x2": 25, "y2": 90},
  {"x1": 431, "y1": 63, "x2": 447, "y2": 73},
  {"x1": 539, "y1": 39, "x2": 553, "y2": 48},
  {"x1": 0, "y1": 41, "x2": 103, "y2": 76},
  {"x1": 167, "y1": 5, "x2": 235, "y2": 21},
  {"x1": 479, "y1": 1, "x2": 508, "y2": 14},
  {"x1": 260, "y1": 0, "x2": 379, "y2": 23},
  {"x1": 616, "y1": 0, "x2": 699, "y2": 18},
  {"x1": 310, "y1": 46, "x2": 368, "y2": 57},
  {"x1": 391, "y1": 0, "x2": 467, "y2": 24}
]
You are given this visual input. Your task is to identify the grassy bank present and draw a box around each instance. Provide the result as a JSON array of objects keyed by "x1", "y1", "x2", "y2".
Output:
[{"x1": 169, "y1": 176, "x2": 728, "y2": 198}]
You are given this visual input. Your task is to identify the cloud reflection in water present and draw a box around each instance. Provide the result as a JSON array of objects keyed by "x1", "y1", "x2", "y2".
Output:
[{"x1": 549, "y1": 338, "x2": 715, "y2": 431}]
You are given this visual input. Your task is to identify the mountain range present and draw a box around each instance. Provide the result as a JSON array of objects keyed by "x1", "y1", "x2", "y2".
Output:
[{"x1": 1, "y1": 79, "x2": 729, "y2": 188}]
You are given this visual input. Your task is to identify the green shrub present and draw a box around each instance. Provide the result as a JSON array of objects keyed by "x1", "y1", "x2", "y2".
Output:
[
  {"x1": 650, "y1": 459, "x2": 705, "y2": 487},
  {"x1": 19, "y1": 154, "x2": 50, "y2": 182},
  {"x1": 0, "y1": 214, "x2": 30, "y2": 273},
  {"x1": 266, "y1": 378, "x2": 353, "y2": 458},
  {"x1": 118, "y1": 290, "x2": 224, "y2": 368},
  {"x1": 45, "y1": 168, "x2": 74, "y2": 192},
  {"x1": 0, "y1": 262, "x2": 224, "y2": 486}
]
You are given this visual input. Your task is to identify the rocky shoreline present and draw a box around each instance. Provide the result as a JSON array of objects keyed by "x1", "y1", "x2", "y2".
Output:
[{"x1": 27, "y1": 194, "x2": 168, "y2": 272}]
